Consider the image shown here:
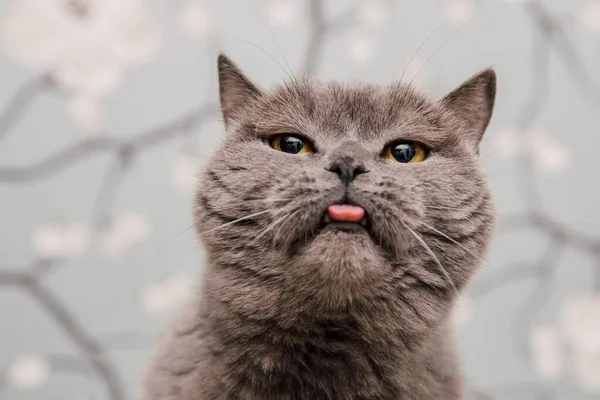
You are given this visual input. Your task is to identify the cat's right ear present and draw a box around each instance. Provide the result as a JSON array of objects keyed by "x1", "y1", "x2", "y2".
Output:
[{"x1": 218, "y1": 54, "x2": 262, "y2": 127}]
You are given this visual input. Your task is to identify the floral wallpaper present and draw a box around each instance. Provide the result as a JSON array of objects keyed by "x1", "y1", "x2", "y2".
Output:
[{"x1": 1, "y1": 0, "x2": 599, "y2": 399}]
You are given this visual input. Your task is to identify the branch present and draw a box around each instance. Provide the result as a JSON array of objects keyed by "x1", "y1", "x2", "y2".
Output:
[
  {"x1": 0, "y1": 74, "x2": 54, "y2": 144},
  {"x1": 0, "y1": 103, "x2": 218, "y2": 184}
]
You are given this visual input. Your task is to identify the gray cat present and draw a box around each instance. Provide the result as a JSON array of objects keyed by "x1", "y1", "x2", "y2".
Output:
[{"x1": 142, "y1": 54, "x2": 496, "y2": 400}]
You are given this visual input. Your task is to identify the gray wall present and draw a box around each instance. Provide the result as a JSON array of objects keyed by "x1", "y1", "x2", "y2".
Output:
[{"x1": 1, "y1": 0, "x2": 599, "y2": 399}]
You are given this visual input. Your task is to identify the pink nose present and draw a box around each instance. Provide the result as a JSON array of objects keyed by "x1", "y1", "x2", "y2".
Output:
[{"x1": 327, "y1": 204, "x2": 365, "y2": 222}]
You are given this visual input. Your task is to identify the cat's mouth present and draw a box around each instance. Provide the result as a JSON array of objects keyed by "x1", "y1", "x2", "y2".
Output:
[{"x1": 320, "y1": 203, "x2": 370, "y2": 233}]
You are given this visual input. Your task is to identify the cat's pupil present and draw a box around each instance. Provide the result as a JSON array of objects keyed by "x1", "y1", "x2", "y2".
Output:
[
  {"x1": 280, "y1": 135, "x2": 304, "y2": 154},
  {"x1": 391, "y1": 143, "x2": 416, "y2": 163}
]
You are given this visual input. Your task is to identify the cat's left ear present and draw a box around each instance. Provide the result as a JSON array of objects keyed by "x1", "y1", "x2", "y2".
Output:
[
  {"x1": 218, "y1": 53, "x2": 262, "y2": 127},
  {"x1": 439, "y1": 68, "x2": 496, "y2": 151}
]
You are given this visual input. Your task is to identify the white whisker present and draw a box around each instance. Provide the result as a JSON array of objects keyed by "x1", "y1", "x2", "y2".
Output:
[
  {"x1": 419, "y1": 220, "x2": 481, "y2": 261},
  {"x1": 204, "y1": 209, "x2": 272, "y2": 233},
  {"x1": 251, "y1": 210, "x2": 299, "y2": 245},
  {"x1": 400, "y1": 220, "x2": 459, "y2": 295}
]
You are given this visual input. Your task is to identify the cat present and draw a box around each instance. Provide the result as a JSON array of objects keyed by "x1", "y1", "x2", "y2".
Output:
[{"x1": 141, "y1": 53, "x2": 496, "y2": 400}]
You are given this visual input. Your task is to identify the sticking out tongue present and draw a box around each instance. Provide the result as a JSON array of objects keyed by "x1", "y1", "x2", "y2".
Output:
[{"x1": 327, "y1": 204, "x2": 365, "y2": 222}]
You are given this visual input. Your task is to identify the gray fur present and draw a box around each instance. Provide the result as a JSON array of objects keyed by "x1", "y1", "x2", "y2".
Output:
[{"x1": 142, "y1": 54, "x2": 497, "y2": 399}]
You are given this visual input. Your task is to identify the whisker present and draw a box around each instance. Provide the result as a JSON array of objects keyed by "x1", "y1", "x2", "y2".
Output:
[
  {"x1": 251, "y1": 209, "x2": 299, "y2": 246},
  {"x1": 220, "y1": 36, "x2": 295, "y2": 83},
  {"x1": 407, "y1": 24, "x2": 464, "y2": 89},
  {"x1": 204, "y1": 209, "x2": 272, "y2": 233},
  {"x1": 398, "y1": 20, "x2": 447, "y2": 85},
  {"x1": 419, "y1": 220, "x2": 481, "y2": 261},
  {"x1": 400, "y1": 220, "x2": 459, "y2": 295}
]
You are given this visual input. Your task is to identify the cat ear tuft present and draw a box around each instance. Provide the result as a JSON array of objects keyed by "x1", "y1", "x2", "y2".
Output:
[
  {"x1": 218, "y1": 53, "x2": 262, "y2": 126},
  {"x1": 440, "y1": 68, "x2": 496, "y2": 150}
]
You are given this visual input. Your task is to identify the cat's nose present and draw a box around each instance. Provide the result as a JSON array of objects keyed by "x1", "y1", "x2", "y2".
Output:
[{"x1": 326, "y1": 157, "x2": 367, "y2": 186}]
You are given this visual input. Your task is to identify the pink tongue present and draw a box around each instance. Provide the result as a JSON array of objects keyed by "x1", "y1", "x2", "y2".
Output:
[{"x1": 327, "y1": 204, "x2": 365, "y2": 222}]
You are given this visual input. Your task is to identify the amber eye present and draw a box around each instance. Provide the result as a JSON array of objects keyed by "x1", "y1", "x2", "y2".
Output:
[
  {"x1": 270, "y1": 134, "x2": 314, "y2": 154},
  {"x1": 384, "y1": 141, "x2": 427, "y2": 163}
]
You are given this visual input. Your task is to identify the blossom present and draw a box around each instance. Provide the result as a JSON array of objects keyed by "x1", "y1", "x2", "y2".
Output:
[
  {"x1": 349, "y1": 36, "x2": 375, "y2": 65},
  {"x1": 530, "y1": 325, "x2": 564, "y2": 379},
  {"x1": 141, "y1": 271, "x2": 194, "y2": 319},
  {"x1": 179, "y1": 1, "x2": 212, "y2": 39},
  {"x1": 268, "y1": 0, "x2": 297, "y2": 27},
  {"x1": 358, "y1": 1, "x2": 388, "y2": 28},
  {"x1": 102, "y1": 213, "x2": 151, "y2": 256},
  {"x1": 527, "y1": 129, "x2": 571, "y2": 172},
  {"x1": 573, "y1": 348, "x2": 600, "y2": 392},
  {"x1": 452, "y1": 294, "x2": 471, "y2": 327},
  {"x1": 2, "y1": 0, "x2": 159, "y2": 130},
  {"x1": 172, "y1": 155, "x2": 198, "y2": 194},
  {"x1": 66, "y1": 94, "x2": 102, "y2": 135},
  {"x1": 559, "y1": 293, "x2": 600, "y2": 351},
  {"x1": 7, "y1": 354, "x2": 50, "y2": 389},
  {"x1": 33, "y1": 221, "x2": 88, "y2": 259},
  {"x1": 444, "y1": 0, "x2": 476, "y2": 25},
  {"x1": 578, "y1": 2, "x2": 600, "y2": 33}
]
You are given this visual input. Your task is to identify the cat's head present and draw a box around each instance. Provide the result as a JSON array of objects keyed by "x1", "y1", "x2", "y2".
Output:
[{"x1": 195, "y1": 54, "x2": 495, "y2": 315}]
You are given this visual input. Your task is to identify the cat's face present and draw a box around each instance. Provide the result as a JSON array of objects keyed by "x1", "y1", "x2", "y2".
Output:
[{"x1": 195, "y1": 55, "x2": 495, "y2": 314}]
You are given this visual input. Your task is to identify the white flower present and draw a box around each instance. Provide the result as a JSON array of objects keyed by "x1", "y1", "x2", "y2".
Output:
[
  {"x1": 180, "y1": 1, "x2": 212, "y2": 39},
  {"x1": 268, "y1": 0, "x2": 297, "y2": 27},
  {"x1": 141, "y1": 271, "x2": 194, "y2": 318},
  {"x1": 349, "y1": 36, "x2": 375, "y2": 65},
  {"x1": 102, "y1": 213, "x2": 151, "y2": 256},
  {"x1": 33, "y1": 221, "x2": 88, "y2": 259},
  {"x1": 2, "y1": 0, "x2": 159, "y2": 97},
  {"x1": 444, "y1": 0, "x2": 476, "y2": 25},
  {"x1": 490, "y1": 127, "x2": 519, "y2": 158},
  {"x1": 452, "y1": 294, "x2": 471, "y2": 327},
  {"x1": 66, "y1": 94, "x2": 102, "y2": 134},
  {"x1": 527, "y1": 129, "x2": 571, "y2": 172},
  {"x1": 358, "y1": 1, "x2": 388, "y2": 28},
  {"x1": 578, "y1": 2, "x2": 600, "y2": 33},
  {"x1": 530, "y1": 325, "x2": 564, "y2": 379},
  {"x1": 574, "y1": 348, "x2": 600, "y2": 392},
  {"x1": 7, "y1": 354, "x2": 50, "y2": 389},
  {"x1": 172, "y1": 155, "x2": 198, "y2": 194},
  {"x1": 559, "y1": 293, "x2": 600, "y2": 351}
]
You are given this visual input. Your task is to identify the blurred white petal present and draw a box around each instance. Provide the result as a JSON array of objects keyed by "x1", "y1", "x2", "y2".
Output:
[
  {"x1": 268, "y1": 0, "x2": 296, "y2": 27},
  {"x1": 349, "y1": 36, "x2": 375, "y2": 65},
  {"x1": 452, "y1": 294, "x2": 471, "y2": 327},
  {"x1": 7, "y1": 354, "x2": 50, "y2": 389},
  {"x1": 578, "y1": 3, "x2": 600, "y2": 33},
  {"x1": 33, "y1": 221, "x2": 88, "y2": 259},
  {"x1": 141, "y1": 271, "x2": 194, "y2": 318},
  {"x1": 530, "y1": 325, "x2": 564, "y2": 379},
  {"x1": 358, "y1": 1, "x2": 388, "y2": 28},
  {"x1": 526, "y1": 129, "x2": 571, "y2": 172},
  {"x1": 1, "y1": 1, "x2": 67, "y2": 69},
  {"x1": 1, "y1": 0, "x2": 158, "y2": 96},
  {"x1": 559, "y1": 293, "x2": 600, "y2": 351},
  {"x1": 172, "y1": 155, "x2": 198, "y2": 194},
  {"x1": 491, "y1": 127, "x2": 519, "y2": 158},
  {"x1": 574, "y1": 348, "x2": 600, "y2": 392},
  {"x1": 103, "y1": 213, "x2": 151, "y2": 256},
  {"x1": 53, "y1": 37, "x2": 123, "y2": 96},
  {"x1": 444, "y1": 0, "x2": 476, "y2": 25},
  {"x1": 66, "y1": 95, "x2": 102, "y2": 134},
  {"x1": 180, "y1": 1, "x2": 212, "y2": 39}
]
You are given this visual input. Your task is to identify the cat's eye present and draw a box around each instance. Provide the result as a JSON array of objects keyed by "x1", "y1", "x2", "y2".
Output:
[
  {"x1": 270, "y1": 134, "x2": 314, "y2": 154},
  {"x1": 384, "y1": 141, "x2": 427, "y2": 163}
]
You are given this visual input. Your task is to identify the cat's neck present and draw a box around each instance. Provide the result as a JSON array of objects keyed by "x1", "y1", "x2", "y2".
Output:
[{"x1": 198, "y1": 267, "x2": 463, "y2": 399}]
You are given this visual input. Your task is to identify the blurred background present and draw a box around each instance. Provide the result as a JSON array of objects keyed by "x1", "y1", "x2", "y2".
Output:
[{"x1": 0, "y1": 0, "x2": 599, "y2": 399}]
